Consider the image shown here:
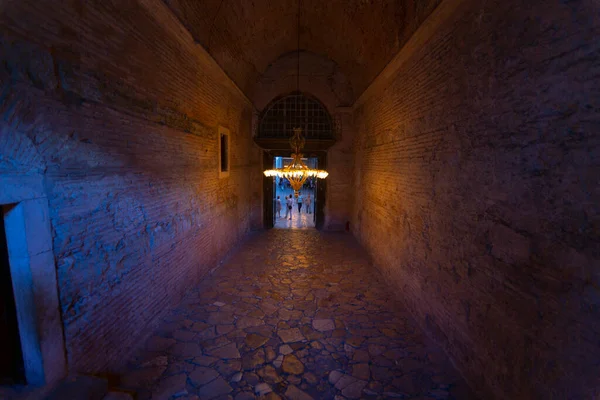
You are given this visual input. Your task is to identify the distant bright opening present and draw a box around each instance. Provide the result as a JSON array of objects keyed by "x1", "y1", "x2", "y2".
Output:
[{"x1": 273, "y1": 156, "x2": 317, "y2": 230}]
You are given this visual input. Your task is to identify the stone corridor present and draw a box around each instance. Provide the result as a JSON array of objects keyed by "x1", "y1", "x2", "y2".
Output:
[{"x1": 119, "y1": 231, "x2": 475, "y2": 400}]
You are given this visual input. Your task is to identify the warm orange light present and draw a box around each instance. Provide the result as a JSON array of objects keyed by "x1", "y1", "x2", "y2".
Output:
[{"x1": 263, "y1": 128, "x2": 328, "y2": 197}]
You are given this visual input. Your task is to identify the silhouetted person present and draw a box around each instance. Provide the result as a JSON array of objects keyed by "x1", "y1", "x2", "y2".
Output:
[
  {"x1": 297, "y1": 193, "x2": 303, "y2": 213},
  {"x1": 275, "y1": 195, "x2": 282, "y2": 218},
  {"x1": 304, "y1": 193, "x2": 311, "y2": 214},
  {"x1": 285, "y1": 195, "x2": 293, "y2": 220}
]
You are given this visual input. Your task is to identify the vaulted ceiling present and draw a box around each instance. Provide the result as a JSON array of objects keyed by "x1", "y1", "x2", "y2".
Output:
[{"x1": 164, "y1": 0, "x2": 441, "y2": 103}]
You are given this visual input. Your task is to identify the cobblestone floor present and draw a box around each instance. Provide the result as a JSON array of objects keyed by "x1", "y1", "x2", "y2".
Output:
[{"x1": 120, "y1": 230, "x2": 476, "y2": 400}]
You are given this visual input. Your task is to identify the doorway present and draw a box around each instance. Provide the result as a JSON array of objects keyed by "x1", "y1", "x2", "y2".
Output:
[
  {"x1": 0, "y1": 209, "x2": 26, "y2": 385},
  {"x1": 263, "y1": 151, "x2": 327, "y2": 230},
  {"x1": 273, "y1": 156, "x2": 317, "y2": 229}
]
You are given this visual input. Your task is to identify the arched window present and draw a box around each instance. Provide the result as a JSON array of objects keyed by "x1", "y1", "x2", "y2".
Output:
[{"x1": 258, "y1": 93, "x2": 333, "y2": 140}]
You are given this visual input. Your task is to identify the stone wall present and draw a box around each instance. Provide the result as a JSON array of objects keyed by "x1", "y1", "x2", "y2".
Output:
[
  {"x1": 0, "y1": 0, "x2": 260, "y2": 374},
  {"x1": 351, "y1": 0, "x2": 600, "y2": 398}
]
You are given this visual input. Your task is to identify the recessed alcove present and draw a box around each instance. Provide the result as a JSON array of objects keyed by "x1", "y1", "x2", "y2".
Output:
[
  {"x1": 0, "y1": 210, "x2": 26, "y2": 385},
  {"x1": 0, "y1": 175, "x2": 66, "y2": 388}
]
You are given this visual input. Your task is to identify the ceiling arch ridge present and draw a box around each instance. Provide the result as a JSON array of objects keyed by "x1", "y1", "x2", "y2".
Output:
[
  {"x1": 161, "y1": 0, "x2": 442, "y2": 104},
  {"x1": 251, "y1": 50, "x2": 354, "y2": 113}
]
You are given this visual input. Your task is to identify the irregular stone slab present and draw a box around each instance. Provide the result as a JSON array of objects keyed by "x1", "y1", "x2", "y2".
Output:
[
  {"x1": 351, "y1": 363, "x2": 370, "y2": 380},
  {"x1": 197, "y1": 326, "x2": 218, "y2": 340},
  {"x1": 245, "y1": 372, "x2": 260, "y2": 385},
  {"x1": 265, "y1": 346, "x2": 276, "y2": 362},
  {"x1": 258, "y1": 365, "x2": 282, "y2": 384},
  {"x1": 310, "y1": 341, "x2": 322, "y2": 350},
  {"x1": 368, "y1": 344, "x2": 386, "y2": 357},
  {"x1": 279, "y1": 344, "x2": 294, "y2": 355},
  {"x1": 282, "y1": 355, "x2": 305, "y2": 375},
  {"x1": 285, "y1": 384, "x2": 314, "y2": 400},
  {"x1": 189, "y1": 366, "x2": 219, "y2": 386},
  {"x1": 260, "y1": 303, "x2": 279, "y2": 316},
  {"x1": 217, "y1": 324, "x2": 235, "y2": 335},
  {"x1": 171, "y1": 342, "x2": 203, "y2": 358},
  {"x1": 192, "y1": 355, "x2": 218, "y2": 366},
  {"x1": 277, "y1": 328, "x2": 305, "y2": 343},
  {"x1": 197, "y1": 377, "x2": 232, "y2": 398},
  {"x1": 334, "y1": 374, "x2": 357, "y2": 390},
  {"x1": 245, "y1": 333, "x2": 269, "y2": 349},
  {"x1": 312, "y1": 319, "x2": 335, "y2": 332},
  {"x1": 352, "y1": 349, "x2": 370, "y2": 363},
  {"x1": 262, "y1": 393, "x2": 282, "y2": 400},
  {"x1": 151, "y1": 373, "x2": 187, "y2": 400},
  {"x1": 234, "y1": 391, "x2": 255, "y2": 400},
  {"x1": 207, "y1": 312, "x2": 235, "y2": 325},
  {"x1": 237, "y1": 316, "x2": 263, "y2": 329},
  {"x1": 214, "y1": 359, "x2": 242, "y2": 376},
  {"x1": 370, "y1": 366, "x2": 393, "y2": 381},
  {"x1": 214, "y1": 301, "x2": 226, "y2": 307},
  {"x1": 299, "y1": 326, "x2": 323, "y2": 341},
  {"x1": 246, "y1": 324, "x2": 273, "y2": 338},
  {"x1": 345, "y1": 336, "x2": 365, "y2": 348},
  {"x1": 191, "y1": 322, "x2": 211, "y2": 332},
  {"x1": 341, "y1": 380, "x2": 367, "y2": 399},
  {"x1": 206, "y1": 342, "x2": 240, "y2": 359},
  {"x1": 230, "y1": 372, "x2": 243, "y2": 382},
  {"x1": 164, "y1": 360, "x2": 194, "y2": 376},
  {"x1": 303, "y1": 372, "x2": 318, "y2": 385},
  {"x1": 254, "y1": 383, "x2": 272, "y2": 396},
  {"x1": 242, "y1": 348, "x2": 266, "y2": 370},
  {"x1": 273, "y1": 355, "x2": 284, "y2": 368}
]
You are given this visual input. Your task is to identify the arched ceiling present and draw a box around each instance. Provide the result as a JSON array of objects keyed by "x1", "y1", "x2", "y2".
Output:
[{"x1": 164, "y1": 0, "x2": 441, "y2": 103}]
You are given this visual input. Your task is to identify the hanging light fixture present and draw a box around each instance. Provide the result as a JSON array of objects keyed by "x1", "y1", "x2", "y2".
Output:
[
  {"x1": 264, "y1": 127, "x2": 329, "y2": 197},
  {"x1": 262, "y1": 0, "x2": 329, "y2": 197}
]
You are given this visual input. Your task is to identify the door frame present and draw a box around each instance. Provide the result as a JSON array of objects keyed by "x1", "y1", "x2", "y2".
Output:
[
  {"x1": 0, "y1": 174, "x2": 66, "y2": 387},
  {"x1": 262, "y1": 150, "x2": 327, "y2": 230}
]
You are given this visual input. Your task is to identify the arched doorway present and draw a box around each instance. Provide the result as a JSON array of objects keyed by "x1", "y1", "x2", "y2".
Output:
[{"x1": 254, "y1": 92, "x2": 336, "y2": 230}]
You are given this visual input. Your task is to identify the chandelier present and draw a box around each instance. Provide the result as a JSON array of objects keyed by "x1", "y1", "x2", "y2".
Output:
[
  {"x1": 263, "y1": 128, "x2": 328, "y2": 197},
  {"x1": 262, "y1": 0, "x2": 328, "y2": 197}
]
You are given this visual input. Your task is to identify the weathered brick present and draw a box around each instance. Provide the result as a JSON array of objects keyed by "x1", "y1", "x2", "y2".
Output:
[
  {"x1": 351, "y1": 0, "x2": 600, "y2": 398},
  {"x1": 0, "y1": 0, "x2": 261, "y2": 374}
]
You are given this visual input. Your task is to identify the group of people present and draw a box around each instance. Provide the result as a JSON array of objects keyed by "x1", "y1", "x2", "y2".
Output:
[{"x1": 275, "y1": 193, "x2": 312, "y2": 220}]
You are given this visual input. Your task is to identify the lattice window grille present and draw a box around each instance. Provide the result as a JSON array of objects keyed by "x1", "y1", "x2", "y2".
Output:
[{"x1": 258, "y1": 94, "x2": 333, "y2": 139}]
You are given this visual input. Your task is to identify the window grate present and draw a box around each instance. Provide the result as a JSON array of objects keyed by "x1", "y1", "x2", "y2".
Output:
[{"x1": 258, "y1": 94, "x2": 333, "y2": 139}]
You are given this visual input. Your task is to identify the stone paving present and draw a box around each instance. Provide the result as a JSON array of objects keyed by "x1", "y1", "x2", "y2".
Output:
[{"x1": 119, "y1": 230, "x2": 476, "y2": 400}]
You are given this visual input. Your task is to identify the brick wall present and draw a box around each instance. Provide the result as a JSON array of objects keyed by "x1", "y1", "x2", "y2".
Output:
[
  {"x1": 0, "y1": 0, "x2": 260, "y2": 374},
  {"x1": 352, "y1": 0, "x2": 600, "y2": 398}
]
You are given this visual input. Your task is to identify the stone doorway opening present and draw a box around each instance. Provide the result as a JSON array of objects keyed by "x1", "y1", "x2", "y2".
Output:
[
  {"x1": 273, "y1": 156, "x2": 318, "y2": 230},
  {"x1": 0, "y1": 210, "x2": 26, "y2": 385},
  {"x1": 0, "y1": 180, "x2": 67, "y2": 394},
  {"x1": 263, "y1": 151, "x2": 327, "y2": 230}
]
